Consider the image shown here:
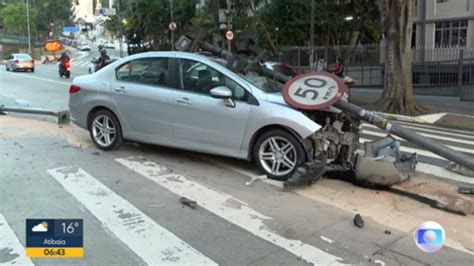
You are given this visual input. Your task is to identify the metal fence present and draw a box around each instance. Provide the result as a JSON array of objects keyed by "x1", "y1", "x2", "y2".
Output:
[{"x1": 279, "y1": 45, "x2": 474, "y2": 95}]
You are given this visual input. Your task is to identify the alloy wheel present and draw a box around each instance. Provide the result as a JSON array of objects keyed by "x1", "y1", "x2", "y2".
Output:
[
  {"x1": 258, "y1": 136, "x2": 297, "y2": 176},
  {"x1": 91, "y1": 114, "x2": 116, "y2": 147}
]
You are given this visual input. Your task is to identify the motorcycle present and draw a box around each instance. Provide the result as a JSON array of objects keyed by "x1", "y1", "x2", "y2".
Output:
[{"x1": 59, "y1": 60, "x2": 71, "y2": 78}]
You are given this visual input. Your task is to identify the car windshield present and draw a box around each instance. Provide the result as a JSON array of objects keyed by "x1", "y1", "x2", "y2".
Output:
[
  {"x1": 238, "y1": 69, "x2": 283, "y2": 93},
  {"x1": 16, "y1": 54, "x2": 32, "y2": 60}
]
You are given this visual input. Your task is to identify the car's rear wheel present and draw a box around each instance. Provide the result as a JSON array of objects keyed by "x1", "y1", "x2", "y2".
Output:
[
  {"x1": 89, "y1": 109, "x2": 123, "y2": 150},
  {"x1": 253, "y1": 129, "x2": 306, "y2": 181}
]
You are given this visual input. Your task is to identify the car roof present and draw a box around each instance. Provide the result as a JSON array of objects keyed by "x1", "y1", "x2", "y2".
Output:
[{"x1": 12, "y1": 53, "x2": 32, "y2": 57}]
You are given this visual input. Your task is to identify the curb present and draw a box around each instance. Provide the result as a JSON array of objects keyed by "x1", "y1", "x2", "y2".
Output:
[{"x1": 377, "y1": 112, "x2": 474, "y2": 131}]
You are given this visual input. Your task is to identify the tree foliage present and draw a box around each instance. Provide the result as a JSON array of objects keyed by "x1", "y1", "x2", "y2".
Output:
[{"x1": 0, "y1": 2, "x2": 37, "y2": 36}]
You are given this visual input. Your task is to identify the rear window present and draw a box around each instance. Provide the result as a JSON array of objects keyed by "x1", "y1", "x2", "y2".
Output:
[{"x1": 16, "y1": 54, "x2": 32, "y2": 60}]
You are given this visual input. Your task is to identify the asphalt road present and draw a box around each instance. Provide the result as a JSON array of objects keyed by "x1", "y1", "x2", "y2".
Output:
[{"x1": 1, "y1": 49, "x2": 473, "y2": 266}]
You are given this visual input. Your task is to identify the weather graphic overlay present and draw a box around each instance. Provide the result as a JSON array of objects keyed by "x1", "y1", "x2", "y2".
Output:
[
  {"x1": 26, "y1": 219, "x2": 83, "y2": 258},
  {"x1": 414, "y1": 221, "x2": 445, "y2": 253}
]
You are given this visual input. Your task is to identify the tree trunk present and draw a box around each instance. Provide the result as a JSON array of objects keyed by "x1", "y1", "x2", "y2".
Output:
[{"x1": 375, "y1": 0, "x2": 428, "y2": 115}]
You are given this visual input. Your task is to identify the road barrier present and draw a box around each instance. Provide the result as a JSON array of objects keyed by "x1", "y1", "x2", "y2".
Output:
[{"x1": 0, "y1": 105, "x2": 70, "y2": 124}]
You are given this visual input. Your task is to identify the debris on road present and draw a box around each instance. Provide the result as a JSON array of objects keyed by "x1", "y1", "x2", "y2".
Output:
[
  {"x1": 353, "y1": 214, "x2": 365, "y2": 228},
  {"x1": 245, "y1": 175, "x2": 267, "y2": 186},
  {"x1": 458, "y1": 186, "x2": 474, "y2": 195},
  {"x1": 384, "y1": 230, "x2": 391, "y2": 235},
  {"x1": 179, "y1": 197, "x2": 197, "y2": 209}
]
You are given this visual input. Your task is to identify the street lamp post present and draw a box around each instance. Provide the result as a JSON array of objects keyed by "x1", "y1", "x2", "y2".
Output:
[{"x1": 25, "y1": 0, "x2": 32, "y2": 54}]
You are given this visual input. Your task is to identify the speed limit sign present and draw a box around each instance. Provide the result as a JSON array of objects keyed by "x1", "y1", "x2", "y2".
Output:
[{"x1": 282, "y1": 72, "x2": 346, "y2": 110}]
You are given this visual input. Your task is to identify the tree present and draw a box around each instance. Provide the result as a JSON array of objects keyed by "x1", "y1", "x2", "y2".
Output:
[
  {"x1": 0, "y1": 2, "x2": 37, "y2": 36},
  {"x1": 375, "y1": 0, "x2": 426, "y2": 115}
]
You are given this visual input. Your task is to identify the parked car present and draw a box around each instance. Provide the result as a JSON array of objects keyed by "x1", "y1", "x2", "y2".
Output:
[
  {"x1": 264, "y1": 62, "x2": 298, "y2": 79},
  {"x1": 69, "y1": 51, "x2": 322, "y2": 180},
  {"x1": 5, "y1": 53, "x2": 35, "y2": 72}
]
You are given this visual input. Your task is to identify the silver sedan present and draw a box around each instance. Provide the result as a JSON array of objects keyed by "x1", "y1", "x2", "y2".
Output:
[
  {"x1": 5, "y1": 53, "x2": 35, "y2": 72},
  {"x1": 68, "y1": 52, "x2": 321, "y2": 180}
]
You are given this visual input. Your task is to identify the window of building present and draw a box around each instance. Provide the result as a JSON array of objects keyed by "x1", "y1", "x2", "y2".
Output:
[{"x1": 434, "y1": 20, "x2": 468, "y2": 47}]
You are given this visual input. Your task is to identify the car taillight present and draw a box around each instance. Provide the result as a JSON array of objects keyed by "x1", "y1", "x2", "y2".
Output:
[
  {"x1": 69, "y1": 85, "x2": 81, "y2": 94},
  {"x1": 14, "y1": 60, "x2": 19, "y2": 64}
]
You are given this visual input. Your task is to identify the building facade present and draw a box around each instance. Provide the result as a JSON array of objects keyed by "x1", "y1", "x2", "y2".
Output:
[{"x1": 413, "y1": 0, "x2": 474, "y2": 48}]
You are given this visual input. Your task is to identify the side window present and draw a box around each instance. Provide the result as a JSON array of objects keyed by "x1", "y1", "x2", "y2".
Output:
[
  {"x1": 116, "y1": 58, "x2": 169, "y2": 87},
  {"x1": 179, "y1": 59, "x2": 247, "y2": 101}
]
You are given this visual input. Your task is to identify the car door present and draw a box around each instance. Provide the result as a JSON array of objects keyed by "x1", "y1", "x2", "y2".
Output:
[
  {"x1": 173, "y1": 58, "x2": 251, "y2": 155},
  {"x1": 111, "y1": 57, "x2": 174, "y2": 144}
]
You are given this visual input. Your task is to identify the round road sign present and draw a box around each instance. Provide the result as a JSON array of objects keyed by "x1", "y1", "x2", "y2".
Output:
[
  {"x1": 225, "y1": 30, "x2": 234, "y2": 41},
  {"x1": 169, "y1": 21, "x2": 177, "y2": 31},
  {"x1": 282, "y1": 72, "x2": 347, "y2": 110}
]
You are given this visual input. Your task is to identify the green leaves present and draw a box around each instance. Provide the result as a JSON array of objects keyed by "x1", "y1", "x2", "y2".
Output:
[{"x1": 1, "y1": 2, "x2": 37, "y2": 36}]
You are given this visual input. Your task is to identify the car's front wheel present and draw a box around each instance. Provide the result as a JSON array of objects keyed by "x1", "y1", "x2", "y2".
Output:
[
  {"x1": 253, "y1": 129, "x2": 306, "y2": 181},
  {"x1": 89, "y1": 109, "x2": 123, "y2": 150}
]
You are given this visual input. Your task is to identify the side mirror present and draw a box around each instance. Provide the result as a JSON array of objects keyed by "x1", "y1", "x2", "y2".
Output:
[
  {"x1": 210, "y1": 86, "x2": 235, "y2": 108},
  {"x1": 210, "y1": 86, "x2": 232, "y2": 99}
]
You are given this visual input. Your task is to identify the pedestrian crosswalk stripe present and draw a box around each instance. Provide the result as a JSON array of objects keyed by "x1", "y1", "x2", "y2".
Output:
[
  {"x1": 361, "y1": 130, "x2": 474, "y2": 154},
  {"x1": 47, "y1": 166, "x2": 217, "y2": 266},
  {"x1": 362, "y1": 124, "x2": 474, "y2": 145},
  {"x1": 416, "y1": 162, "x2": 474, "y2": 184},
  {"x1": 0, "y1": 213, "x2": 34, "y2": 266},
  {"x1": 394, "y1": 121, "x2": 474, "y2": 136},
  {"x1": 116, "y1": 156, "x2": 344, "y2": 266}
]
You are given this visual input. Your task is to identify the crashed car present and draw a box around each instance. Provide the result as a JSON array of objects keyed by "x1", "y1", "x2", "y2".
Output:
[{"x1": 69, "y1": 51, "x2": 414, "y2": 186}]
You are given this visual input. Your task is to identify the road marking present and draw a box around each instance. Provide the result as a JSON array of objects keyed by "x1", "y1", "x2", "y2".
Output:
[
  {"x1": 361, "y1": 130, "x2": 474, "y2": 154},
  {"x1": 116, "y1": 156, "x2": 344, "y2": 266},
  {"x1": 415, "y1": 162, "x2": 474, "y2": 184},
  {"x1": 47, "y1": 166, "x2": 217, "y2": 265},
  {"x1": 395, "y1": 120, "x2": 474, "y2": 136},
  {"x1": 359, "y1": 137, "x2": 446, "y2": 160},
  {"x1": 362, "y1": 124, "x2": 474, "y2": 145},
  {"x1": 4, "y1": 72, "x2": 70, "y2": 86},
  {"x1": 0, "y1": 213, "x2": 34, "y2": 266}
]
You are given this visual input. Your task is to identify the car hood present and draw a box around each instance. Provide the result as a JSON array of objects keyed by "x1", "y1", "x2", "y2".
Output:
[{"x1": 265, "y1": 92, "x2": 289, "y2": 107}]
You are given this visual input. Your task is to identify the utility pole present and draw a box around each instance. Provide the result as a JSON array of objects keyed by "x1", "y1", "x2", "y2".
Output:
[
  {"x1": 170, "y1": 0, "x2": 174, "y2": 51},
  {"x1": 309, "y1": 0, "x2": 315, "y2": 71},
  {"x1": 26, "y1": 0, "x2": 32, "y2": 54}
]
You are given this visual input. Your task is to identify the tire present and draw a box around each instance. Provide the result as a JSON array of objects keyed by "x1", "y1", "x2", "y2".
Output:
[
  {"x1": 253, "y1": 129, "x2": 306, "y2": 181},
  {"x1": 65, "y1": 72, "x2": 70, "y2": 78},
  {"x1": 31, "y1": 68, "x2": 35, "y2": 73},
  {"x1": 89, "y1": 109, "x2": 123, "y2": 150}
]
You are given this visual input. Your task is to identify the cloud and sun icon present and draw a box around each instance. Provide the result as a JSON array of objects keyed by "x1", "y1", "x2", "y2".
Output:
[{"x1": 31, "y1": 221, "x2": 49, "y2": 232}]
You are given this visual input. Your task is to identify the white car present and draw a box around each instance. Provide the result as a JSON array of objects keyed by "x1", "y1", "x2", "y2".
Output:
[
  {"x1": 105, "y1": 42, "x2": 115, "y2": 49},
  {"x1": 78, "y1": 43, "x2": 91, "y2": 51}
]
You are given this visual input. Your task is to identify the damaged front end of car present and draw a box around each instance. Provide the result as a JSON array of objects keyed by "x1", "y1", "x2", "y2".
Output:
[{"x1": 284, "y1": 109, "x2": 417, "y2": 188}]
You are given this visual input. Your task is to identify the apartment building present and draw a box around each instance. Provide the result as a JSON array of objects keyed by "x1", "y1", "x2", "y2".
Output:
[{"x1": 413, "y1": 0, "x2": 474, "y2": 48}]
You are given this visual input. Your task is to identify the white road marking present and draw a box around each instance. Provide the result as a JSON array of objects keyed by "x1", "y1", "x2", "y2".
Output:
[
  {"x1": 4, "y1": 72, "x2": 70, "y2": 86},
  {"x1": 0, "y1": 213, "x2": 34, "y2": 266},
  {"x1": 15, "y1": 99, "x2": 31, "y2": 105},
  {"x1": 361, "y1": 131, "x2": 474, "y2": 154},
  {"x1": 116, "y1": 156, "x2": 344, "y2": 266},
  {"x1": 415, "y1": 162, "x2": 474, "y2": 184},
  {"x1": 47, "y1": 166, "x2": 217, "y2": 266},
  {"x1": 363, "y1": 123, "x2": 474, "y2": 140},
  {"x1": 362, "y1": 124, "x2": 474, "y2": 145}
]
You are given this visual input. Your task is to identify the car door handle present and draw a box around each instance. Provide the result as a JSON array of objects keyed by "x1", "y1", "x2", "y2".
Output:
[
  {"x1": 114, "y1": 86, "x2": 127, "y2": 93},
  {"x1": 176, "y1": 97, "x2": 192, "y2": 105}
]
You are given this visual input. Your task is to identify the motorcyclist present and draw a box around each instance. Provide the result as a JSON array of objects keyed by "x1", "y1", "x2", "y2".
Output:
[
  {"x1": 58, "y1": 51, "x2": 70, "y2": 66},
  {"x1": 95, "y1": 48, "x2": 110, "y2": 71}
]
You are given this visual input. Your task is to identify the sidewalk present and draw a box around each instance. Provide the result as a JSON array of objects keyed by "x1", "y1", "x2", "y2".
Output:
[{"x1": 350, "y1": 88, "x2": 474, "y2": 130}]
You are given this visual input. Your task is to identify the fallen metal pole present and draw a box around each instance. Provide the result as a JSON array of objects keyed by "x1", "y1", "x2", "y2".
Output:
[
  {"x1": 0, "y1": 105, "x2": 70, "y2": 125},
  {"x1": 196, "y1": 41, "x2": 474, "y2": 172}
]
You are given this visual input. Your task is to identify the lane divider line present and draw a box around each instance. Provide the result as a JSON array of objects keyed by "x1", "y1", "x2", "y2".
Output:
[{"x1": 0, "y1": 213, "x2": 34, "y2": 266}]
